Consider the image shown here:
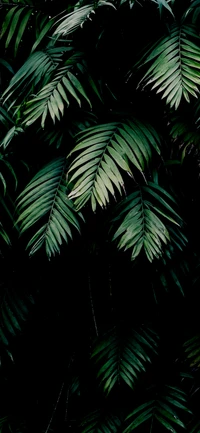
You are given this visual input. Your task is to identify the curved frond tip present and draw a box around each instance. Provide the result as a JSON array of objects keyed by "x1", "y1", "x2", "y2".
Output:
[
  {"x1": 113, "y1": 182, "x2": 186, "y2": 262},
  {"x1": 124, "y1": 385, "x2": 190, "y2": 433},
  {"x1": 92, "y1": 325, "x2": 158, "y2": 393},
  {"x1": 16, "y1": 157, "x2": 83, "y2": 258},
  {"x1": 68, "y1": 120, "x2": 160, "y2": 211},
  {"x1": 139, "y1": 24, "x2": 200, "y2": 109}
]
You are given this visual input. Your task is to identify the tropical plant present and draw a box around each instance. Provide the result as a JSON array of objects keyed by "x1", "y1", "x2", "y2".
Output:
[{"x1": 1, "y1": 1, "x2": 200, "y2": 433}]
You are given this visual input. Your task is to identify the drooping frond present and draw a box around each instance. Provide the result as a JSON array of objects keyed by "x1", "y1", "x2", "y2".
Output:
[
  {"x1": 0, "y1": 286, "x2": 34, "y2": 348},
  {"x1": 0, "y1": 153, "x2": 18, "y2": 193},
  {"x1": 124, "y1": 385, "x2": 190, "y2": 433},
  {"x1": 0, "y1": 126, "x2": 24, "y2": 149},
  {"x1": 0, "y1": 2, "x2": 55, "y2": 56},
  {"x1": 183, "y1": 335, "x2": 200, "y2": 368},
  {"x1": 184, "y1": 0, "x2": 200, "y2": 24},
  {"x1": 0, "y1": 221, "x2": 11, "y2": 246},
  {"x1": 2, "y1": 46, "x2": 72, "y2": 108},
  {"x1": 112, "y1": 182, "x2": 185, "y2": 262},
  {"x1": 22, "y1": 63, "x2": 92, "y2": 127},
  {"x1": 92, "y1": 325, "x2": 158, "y2": 393},
  {"x1": 80, "y1": 409, "x2": 121, "y2": 433},
  {"x1": 68, "y1": 120, "x2": 160, "y2": 211},
  {"x1": 16, "y1": 157, "x2": 83, "y2": 258},
  {"x1": 138, "y1": 24, "x2": 200, "y2": 109},
  {"x1": 54, "y1": 2, "x2": 115, "y2": 37}
]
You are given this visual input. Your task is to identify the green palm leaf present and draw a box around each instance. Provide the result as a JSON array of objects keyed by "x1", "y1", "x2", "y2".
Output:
[
  {"x1": 1, "y1": 5, "x2": 33, "y2": 56},
  {"x1": 150, "y1": 0, "x2": 174, "y2": 16},
  {"x1": 2, "y1": 46, "x2": 71, "y2": 108},
  {"x1": 139, "y1": 24, "x2": 200, "y2": 109},
  {"x1": 0, "y1": 126, "x2": 24, "y2": 149},
  {"x1": 68, "y1": 120, "x2": 160, "y2": 211},
  {"x1": 54, "y1": 2, "x2": 115, "y2": 36},
  {"x1": 92, "y1": 325, "x2": 158, "y2": 394},
  {"x1": 184, "y1": 0, "x2": 200, "y2": 23},
  {"x1": 16, "y1": 157, "x2": 83, "y2": 258},
  {"x1": 22, "y1": 64, "x2": 92, "y2": 127},
  {"x1": 80, "y1": 410, "x2": 121, "y2": 433},
  {"x1": 113, "y1": 182, "x2": 185, "y2": 262},
  {"x1": 1, "y1": 3, "x2": 55, "y2": 56},
  {"x1": 124, "y1": 385, "x2": 190, "y2": 433}
]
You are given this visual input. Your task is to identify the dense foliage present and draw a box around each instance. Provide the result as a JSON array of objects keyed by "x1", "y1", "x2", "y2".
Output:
[{"x1": 1, "y1": 1, "x2": 200, "y2": 433}]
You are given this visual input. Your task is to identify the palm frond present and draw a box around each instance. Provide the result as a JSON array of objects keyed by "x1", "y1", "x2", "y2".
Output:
[
  {"x1": 16, "y1": 157, "x2": 83, "y2": 258},
  {"x1": 124, "y1": 385, "x2": 190, "y2": 433},
  {"x1": 92, "y1": 325, "x2": 158, "y2": 394},
  {"x1": 0, "y1": 153, "x2": 18, "y2": 192},
  {"x1": 0, "y1": 286, "x2": 34, "y2": 348},
  {"x1": 171, "y1": 119, "x2": 200, "y2": 147},
  {"x1": 0, "y1": 222, "x2": 11, "y2": 246},
  {"x1": 183, "y1": 335, "x2": 200, "y2": 368},
  {"x1": 54, "y1": 1, "x2": 115, "y2": 36},
  {"x1": 119, "y1": 0, "x2": 135, "y2": 8},
  {"x1": 184, "y1": 0, "x2": 200, "y2": 23},
  {"x1": 112, "y1": 182, "x2": 185, "y2": 262},
  {"x1": 31, "y1": 17, "x2": 55, "y2": 53},
  {"x1": 80, "y1": 409, "x2": 121, "y2": 433},
  {"x1": 150, "y1": 0, "x2": 174, "y2": 16},
  {"x1": 1, "y1": 5, "x2": 33, "y2": 56},
  {"x1": 68, "y1": 120, "x2": 160, "y2": 211},
  {"x1": 22, "y1": 63, "x2": 92, "y2": 127},
  {"x1": 0, "y1": 2, "x2": 55, "y2": 56},
  {"x1": 2, "y1": 46, "x2": 71, "y2": 108},
  {"x1": 138, "y1": 24, "x2": 200, "y2": 109},
  {"x1": 0, "y1": 126, "x2": 24, "y2": 149}
]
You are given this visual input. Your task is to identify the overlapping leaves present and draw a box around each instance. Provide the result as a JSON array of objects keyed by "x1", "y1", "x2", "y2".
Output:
[
  {"x1": 92, "y1": 325, "x2": 158, "y2": 393},
  {"x1": 68, "y1": 120, "x2": 160, "y2": 211},
  {"x1": 16, "y1": 157, "x2": 83, "y2": 258},
  {"x1": 139, "y1": 24, "x2": 200, "y2": 109},
  {"x1": 124, "y1": 385, "x2": 190, "y2": 433},
  {"x1": 3, "y1": 46, "x2": 71, "y2": 109},
  {"x1": 23, "y1": 63, "x2": 92, "y2": 127},
  {"x1": 113, "y1": 182, "x2": 186, "y2": 262},
  {"x1": 1, "y1": 1, "x2": 55, "y2": 56}
]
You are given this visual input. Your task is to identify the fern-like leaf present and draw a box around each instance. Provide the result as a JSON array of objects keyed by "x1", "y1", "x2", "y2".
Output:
[
  {"x1": 124, "y1": 385, "x2": 190, "y2": 433},
  {"x1": 92, "y1": 325, "x2": 158, "y2": 394},
  {"x1": 0, "y1": 126, "x2": 24, "y2": 149},
  {"x1": 23, "y1": 64, "x2": 92, "y2": 127},
  {"x1": 16, "y1": 157, "x2": 83, "y2": 258},
  {"x1": 113, "y1": 182, "x2": 185, "y2": 262},
  {"x1": 139, "y1": 24, "x2": 200, "y2": 109},
  {"x1": 2, "y1": 46, "x2": 71, "y2": 108},
  {"x1": 80, "y1": 409, "x2": 121, "y2": 433},
  {"x1": 54, "y1": 1, "x2": 115, "y2": 36},
  {"x1": 68, "y1": 120, "x2": 160, "y2": 211}
]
